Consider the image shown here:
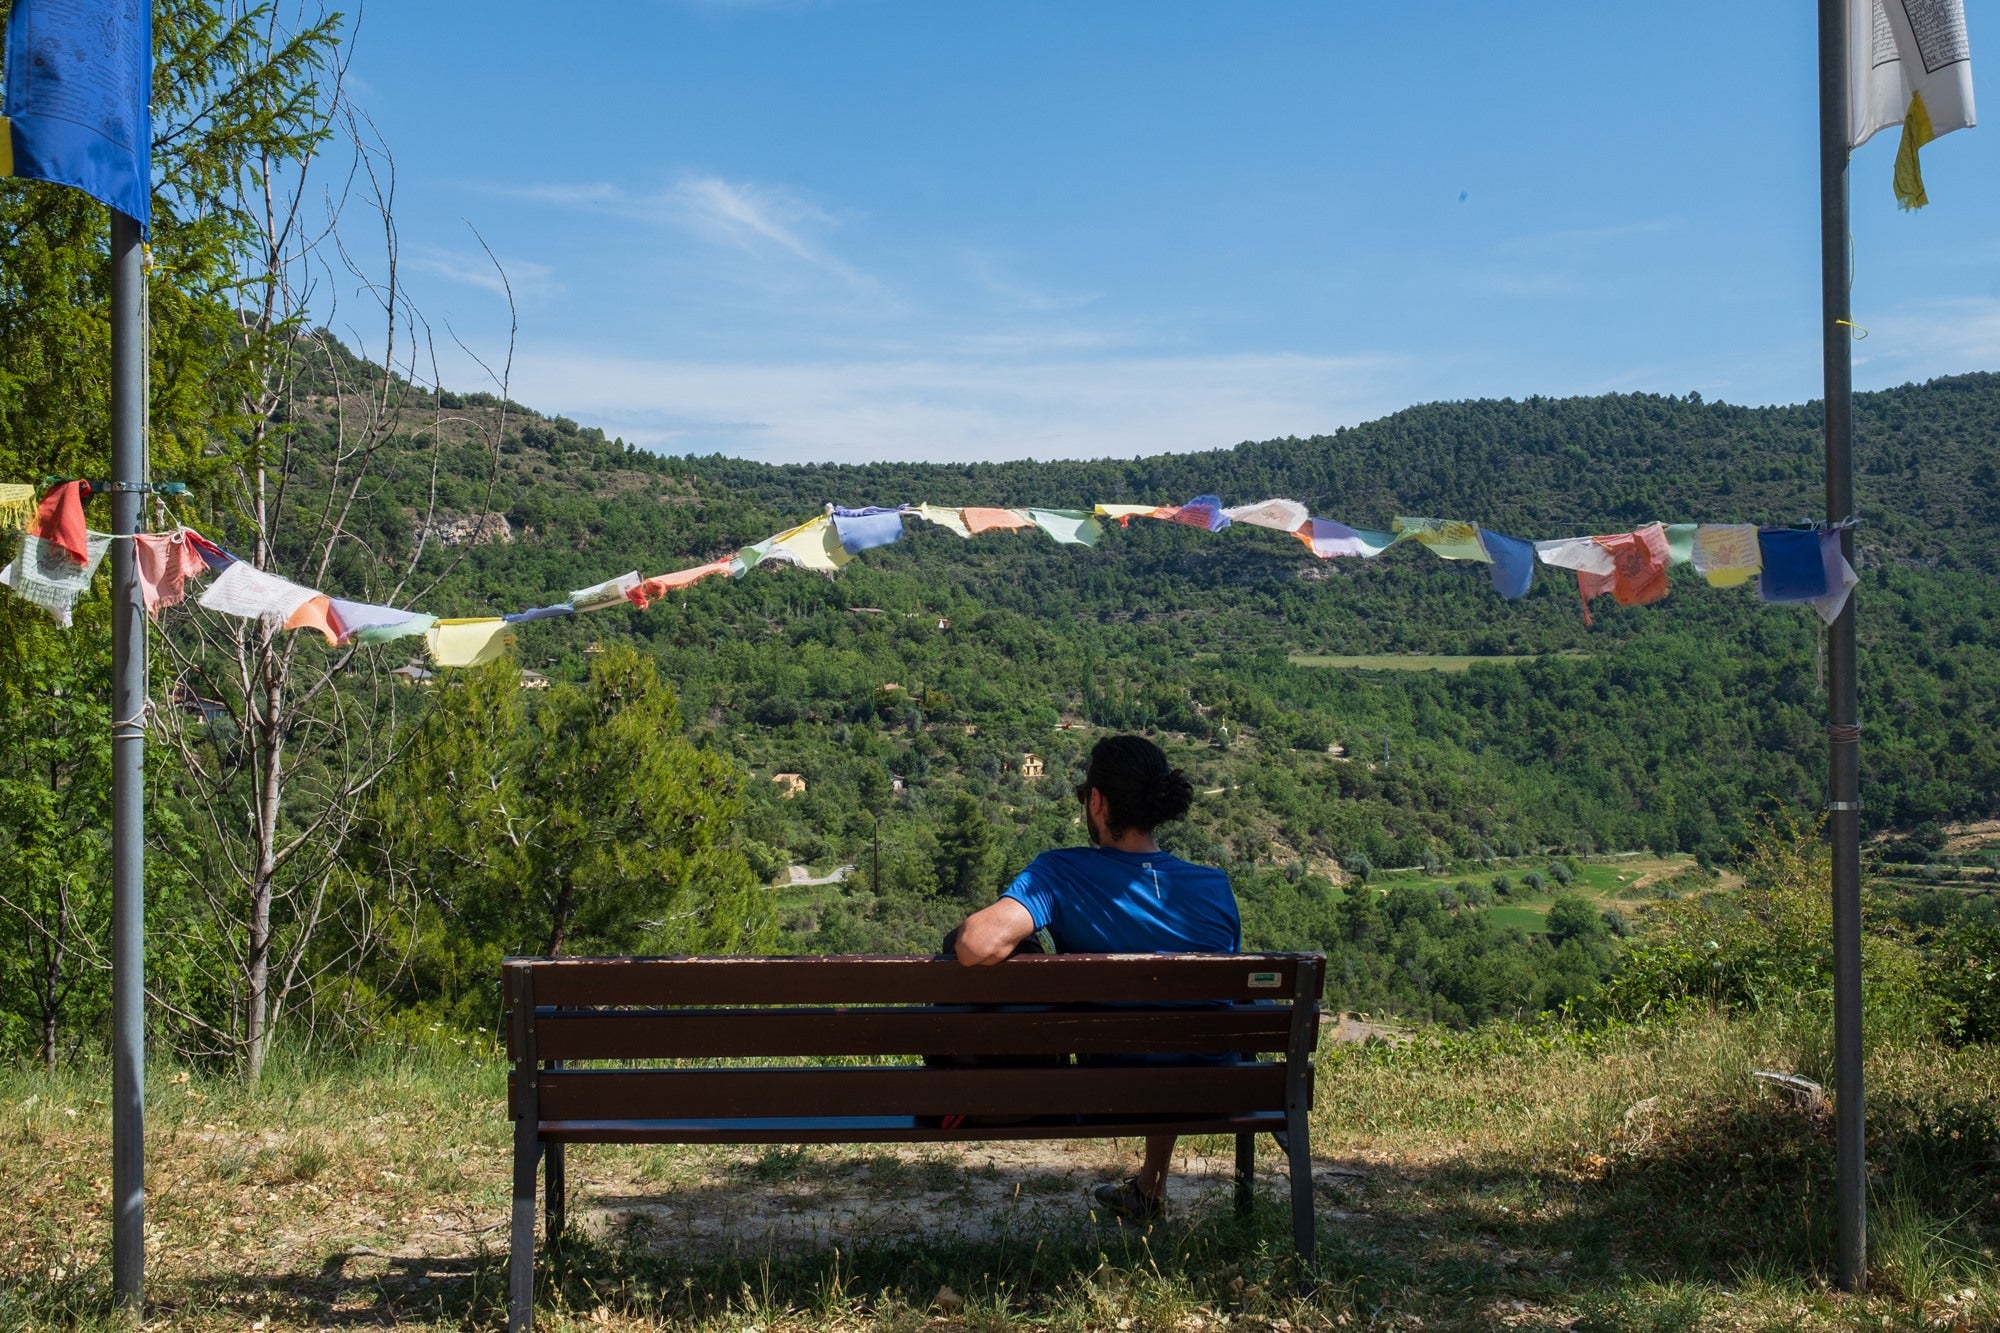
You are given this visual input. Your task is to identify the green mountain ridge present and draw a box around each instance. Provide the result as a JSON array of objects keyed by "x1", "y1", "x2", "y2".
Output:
[{"x1": 282, "y1": 355, "x2": 2000, "y2": 868}]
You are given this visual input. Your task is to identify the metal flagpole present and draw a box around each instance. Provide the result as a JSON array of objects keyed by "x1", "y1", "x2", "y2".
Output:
[
  {"x1": 1815, "y1": 0, "x2": 1867, "y2": 1293},
  {"x1": 109, "y1": 209, "x2": 149, "y2": 1310}
]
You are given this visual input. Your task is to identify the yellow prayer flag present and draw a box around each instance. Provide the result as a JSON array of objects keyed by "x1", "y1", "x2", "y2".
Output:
[
  {"x1": 0, "y1": 482, "x2": 34, "y2": 531},
  {"x1": 1894, "y1": 91, "x2": 1937, "y2": 210},
  {"x1": 426, "y1": 617, "x2": 516, "y2": 667}
]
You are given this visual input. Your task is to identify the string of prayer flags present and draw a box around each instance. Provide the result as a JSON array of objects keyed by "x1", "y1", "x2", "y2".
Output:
[
  {"x1": 1024, "y1": 508, "x2": 1103, "y2": 547},
  {"x1": 133, "y1": 531, "x2": 210, "y2": 615},
  {"x1": 831, "y1": 505, "x2": 906, "y2": 555},
  {"x1": 1478, "y1": 530, "x2": 1537, "y2": 600},
  {"x1": 0, "y1": 532, "x2": 110, "y2": 626},
  {"x1": 911, "y1": 503, "x2": 973, "y2": 538},
  {"x1": 1295, "y1": 518, "x2": 1395, "y2": 559},
  {"x1": 960, "y1": 507, "x2": 1036, "y2": 536},
  {"x1": 1395, "y1": 517, "x2": 1491, "y2": 562},
  {"x1": 1221, "y1": 498, "x2": 1310, "y2": 532},
  {"x1": 198, "y1": 561, "x2": 321, "y2": 623},
  {"x1": 628, "y1": 557, "x2": 735, "y2": 609},
  {"x1": 0, "y1": 476, "x2": 1891, "y2": 656},
  {"x1": 0, "y1": 483, "x2": 34, "y2": 530},
  {"x1": 425, "y1": 617, "x2": 515, "y2": 667},
  {"x1": 33, "y1": 480, "x2": 92, "y2": 565},
  {"x1": 1691, "y1": 524, "x2": 1762, "y2": 587},
  {"x1": 1155, "y1": 496, "x2": 1230, "y2": 532},
  {"x1": 1094, "y1": 503, "x2": 1163, "y2": 528},
  {"x1": 1849, "y1": 0, "x2": 1976, "y2": 209},
  {"x1": 570, "y1": 571, "x2": 641, "y2": 613}
]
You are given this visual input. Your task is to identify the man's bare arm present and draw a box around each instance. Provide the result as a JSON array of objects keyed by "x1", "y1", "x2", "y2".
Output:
[{"x1": 955, "y1": 897, "x2": 1036, "y2": 966}]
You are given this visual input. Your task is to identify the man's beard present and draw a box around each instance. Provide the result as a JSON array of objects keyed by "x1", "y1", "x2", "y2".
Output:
[{"x1": 1084, "y1": 809, "x2": 1104, "y2": 846}]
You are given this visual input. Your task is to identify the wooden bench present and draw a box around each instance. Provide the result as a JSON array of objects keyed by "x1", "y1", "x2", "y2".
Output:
[{"x1": 503, "y1": 952, "x2": 1326, "y2": 1332}]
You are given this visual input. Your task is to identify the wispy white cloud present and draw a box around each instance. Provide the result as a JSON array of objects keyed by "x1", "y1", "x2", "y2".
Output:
[
  {"x1": 1857, "y1": 297, "x2": 2000, "y2": 380},
  {"x1": 958, "y1": 248, "x2": 1099, "y2": 315},
  {"x1": 408, "y1": 244, "x2": 556, "y2": 299},
  {"x1": 490, "y1": 346, "x2": 1411, "y2": 464},
  {"x1": 505, "y1": 173, "x2": 883, "y2": 295}
]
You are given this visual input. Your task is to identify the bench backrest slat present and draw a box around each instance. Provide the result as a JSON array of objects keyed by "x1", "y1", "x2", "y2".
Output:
[
  {"x1": 533, "y1": 1005, "x2": 1294, "y2": 1061},
  {"x1": 513, "y1": 954, "x2": 1305, "y2": 1007},
  {"x1": 536, "y1": 1064, "x2": 1288, "y2": 1120}
]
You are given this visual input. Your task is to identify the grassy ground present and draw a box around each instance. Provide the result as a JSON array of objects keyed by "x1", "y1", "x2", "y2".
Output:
[
  {"x1": 4, "y1": 1008, "x2": 1997, "y2": 1331},
  {"x1": 1361, "y1": 856, "x2": 1706, "y2": 935}
]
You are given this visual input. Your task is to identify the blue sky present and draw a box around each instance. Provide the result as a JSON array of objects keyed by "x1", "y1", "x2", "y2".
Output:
[{"x1": 343, "y1": 1, "x2": 2000, "y2": 464}]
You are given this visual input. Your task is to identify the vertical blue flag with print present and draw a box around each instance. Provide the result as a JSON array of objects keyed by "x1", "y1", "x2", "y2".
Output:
[{"x1": 2, "y1": 0, "x2": 153, "y2": 234}]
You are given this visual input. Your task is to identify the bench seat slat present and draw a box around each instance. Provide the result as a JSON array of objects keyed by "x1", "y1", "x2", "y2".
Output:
[
  {"x1": 533, "y1": 1005, "x2": 1296, "y2": 1060},
  {"x1": 536, "y1": 1111, "x2": 1288, "y2": 1144},
  {"x1": 536, "y1": 1063, "x2": 1286, "y2": 1120},
  {"x1": 515, "y1": 954, "x2": 1306, "y2": 1006}
]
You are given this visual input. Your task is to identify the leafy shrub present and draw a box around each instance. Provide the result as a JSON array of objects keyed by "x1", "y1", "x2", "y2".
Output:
[{"x1": 1545, "y1": 894, "x2": 1605, "y2": 944}]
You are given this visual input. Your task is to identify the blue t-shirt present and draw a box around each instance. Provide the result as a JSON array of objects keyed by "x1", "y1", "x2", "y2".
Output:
[{"x1": 1003, "y1": 846, "x2": 1240, "y2": 955}]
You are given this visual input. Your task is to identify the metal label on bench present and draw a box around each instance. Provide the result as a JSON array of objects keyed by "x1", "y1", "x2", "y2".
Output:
[{"x1": 1247, "y1": 970, "x2": 1282, "y2": 989}]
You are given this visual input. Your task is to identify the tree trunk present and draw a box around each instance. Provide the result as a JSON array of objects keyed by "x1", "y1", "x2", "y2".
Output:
[
  {"x1": 246, "y1": 638, "x2": 285, "y2": 1081},
  {"x1": 41, "y1": 944, "x2": 59, "y2": 1076}
]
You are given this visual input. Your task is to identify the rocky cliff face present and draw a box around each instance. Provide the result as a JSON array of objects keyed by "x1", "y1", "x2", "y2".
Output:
[{"x1": 416, "y1": 512, "x2": 514, "y2": 547}]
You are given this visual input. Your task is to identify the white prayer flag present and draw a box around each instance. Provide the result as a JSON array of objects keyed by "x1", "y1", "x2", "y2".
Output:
[{"x1": 1850, "y1": 0, "x2": 1976, "y2": 208}]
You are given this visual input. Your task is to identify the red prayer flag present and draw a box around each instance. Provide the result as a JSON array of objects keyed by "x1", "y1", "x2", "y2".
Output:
[{"x1": 32, "y1": 480, "x2": 90, "y2": 564}]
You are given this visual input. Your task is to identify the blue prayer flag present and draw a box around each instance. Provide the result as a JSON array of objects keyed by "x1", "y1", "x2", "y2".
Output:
[
  {"x1": 1478, "y1": 529, "x2": 1536, "y2": 600},
  {"x1": 503, "y1": 603, "x2": 576, "y2": 625},
  {"x1": 3, "y1": 0, "x2": 153, "y2": 234},
  {"x1": 1756, "y1": 529, "x2": 1831, "y2": 603},
  {"x1": 831, "y1": 505, "x2": 905, "y2": 555}
]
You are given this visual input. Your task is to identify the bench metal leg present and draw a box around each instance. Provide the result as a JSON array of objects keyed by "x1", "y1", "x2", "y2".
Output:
[
  {"x1": 546, "y1": 1141, "x2": 566, "y2": 1241},
  {"x1": 1285, "y1": 1108, "x2": 1314, "y2": 1270},
  {"x1": 509, "y1": 1129, "x2": 541, "y2": 1332},
  {"x1": 1234, "y1": 1133, "x2": 1255, "y2": 1216}
]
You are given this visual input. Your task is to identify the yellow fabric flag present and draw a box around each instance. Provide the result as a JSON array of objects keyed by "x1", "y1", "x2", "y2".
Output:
[
  {"x1": 0, "y1": 483, "x2": 34, "y2": 531},
  {"x1": 0, "y1": 118, "x2": 12, "y2": 179},
  {"x1": 426, "y1": 617, "x2": 516, "y2": 667},
  {"x1": 1893, "y1": 91, "x2": 1936, "y2": 210},
  {"x1": 1393, "y1": 517, "x2": 1491, "y2": 562}
]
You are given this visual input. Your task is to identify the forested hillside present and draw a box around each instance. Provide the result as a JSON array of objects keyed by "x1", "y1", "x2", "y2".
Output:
[
  {"x1": 322, "y1": 357, "x2": 2000, "y2": 849},
  {"x1": 240, "y1": 351, "x2": 2000, "y2": 1026}
]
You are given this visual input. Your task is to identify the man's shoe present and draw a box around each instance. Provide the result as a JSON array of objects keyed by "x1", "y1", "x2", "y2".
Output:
[{"x1": 1091, "y1": 1177, "x2": 1166, "y2": 1223}]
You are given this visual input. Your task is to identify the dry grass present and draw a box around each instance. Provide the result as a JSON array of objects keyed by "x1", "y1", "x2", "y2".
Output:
[{"x1": 3, "y1": 1011, "x2": 1998, "y2": 1331}]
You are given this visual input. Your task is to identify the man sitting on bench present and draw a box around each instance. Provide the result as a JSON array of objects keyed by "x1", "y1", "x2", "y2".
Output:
[{"x1": 953, "y1": 734, "x2": 1241, "y2": 1222}]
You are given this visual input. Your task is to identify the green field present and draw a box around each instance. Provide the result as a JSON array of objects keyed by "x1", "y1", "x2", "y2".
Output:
[
  {"x1": 1286, "y1": 652, "x2": 1561, "y2": 672},
  {"x1": 1485, "y1": 904, "x2": 1549, "y2": 932}
]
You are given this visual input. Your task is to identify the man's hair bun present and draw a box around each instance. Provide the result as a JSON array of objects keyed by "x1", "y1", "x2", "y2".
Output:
[
  {"x1": 1145, "y1": 770, "x2": 1194, "y2": 824},
  {"x1": 1080, "y1": 735, "x2": 1198, "y2": 837}
]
